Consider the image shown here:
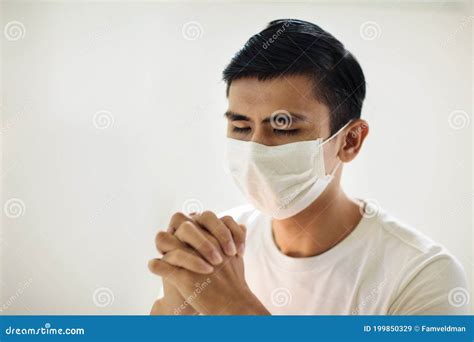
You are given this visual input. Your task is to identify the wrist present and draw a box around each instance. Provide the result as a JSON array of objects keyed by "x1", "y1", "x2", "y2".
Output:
[
  {"x1": 150, "y1": 298, "x2": 197, "y2": 316},
  {"x1": 221, "y1": 289, "x2": 270, "y2": 315}
]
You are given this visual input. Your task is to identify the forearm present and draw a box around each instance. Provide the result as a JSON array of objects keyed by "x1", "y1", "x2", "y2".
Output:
[{"x1": 220, "y1": 291, "x2": 271, "y2": 316}]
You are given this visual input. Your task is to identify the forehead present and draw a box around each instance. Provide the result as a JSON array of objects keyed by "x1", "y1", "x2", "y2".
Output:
[{"x1": 227, "y1": 74, "x2": 329, "y2": 122}]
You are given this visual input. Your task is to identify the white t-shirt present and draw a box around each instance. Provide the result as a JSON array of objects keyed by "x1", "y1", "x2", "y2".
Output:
[{"x1": 221, "y1": 203, "x2": 469, "y2": 315}]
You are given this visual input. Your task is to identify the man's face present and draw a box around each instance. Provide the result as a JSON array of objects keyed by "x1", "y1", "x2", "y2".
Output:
[
  {"x1": 225, "y1": 74, "x2": 342, "y2": 173},
  {"x1": 226, "y1": 74, "x2": 332, "y2": 146}
]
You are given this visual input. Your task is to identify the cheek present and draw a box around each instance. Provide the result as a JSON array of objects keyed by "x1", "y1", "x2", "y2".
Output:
[
  {"x1": 322, "y1": 143, "x2": 338, "y2": 170},
  {"x1": 296, "y1": 123, "x2": 325, "y2": 141}
]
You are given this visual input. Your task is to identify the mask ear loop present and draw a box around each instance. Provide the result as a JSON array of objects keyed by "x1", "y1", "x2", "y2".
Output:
[
  {"x1": 320, "y1": 120, "x2": 353, "y2": 147},
  {"x1": 329, "y1": 159, "x2": 343, "y2": 176},
  {"x1": 320, "y1": 120, "x2": 353, "y2": 175}
]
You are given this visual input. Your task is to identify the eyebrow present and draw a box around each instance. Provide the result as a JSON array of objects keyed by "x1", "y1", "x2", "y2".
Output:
[{"x1": 224, "y1": 111, "x2": 309, "y2": 124}]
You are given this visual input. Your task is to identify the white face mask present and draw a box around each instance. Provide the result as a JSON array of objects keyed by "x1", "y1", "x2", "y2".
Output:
[{"x1": 225, "y1": 121, "x2": 350, "y2": 219}]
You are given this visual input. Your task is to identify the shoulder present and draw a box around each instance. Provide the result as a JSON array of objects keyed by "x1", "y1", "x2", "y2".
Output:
[
  {"x1": 368, "y1": 209, "x2": 469, "y2": 314},
  {"x1": 372, "y1": 210, "x2": 463, "y2": 272}
]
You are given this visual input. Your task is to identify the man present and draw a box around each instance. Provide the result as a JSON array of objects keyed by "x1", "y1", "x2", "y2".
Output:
[{"x1": 148, "y1": 19, "x2": 468, "y2": 315}]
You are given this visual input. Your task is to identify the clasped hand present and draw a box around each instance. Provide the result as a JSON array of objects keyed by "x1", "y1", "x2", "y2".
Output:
[{"x1": 148, "y1": 211, "x2": 268, "y2": 315}]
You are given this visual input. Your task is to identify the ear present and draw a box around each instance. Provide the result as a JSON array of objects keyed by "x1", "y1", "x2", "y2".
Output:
[{"x1": 338, "y1": 119, "x2": 369, "y2": 162}]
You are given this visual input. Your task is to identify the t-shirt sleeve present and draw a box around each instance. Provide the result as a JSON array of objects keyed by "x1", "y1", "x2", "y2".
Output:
[{"x1": 388, "y1": 255, "x2": 470, "y2": 315}]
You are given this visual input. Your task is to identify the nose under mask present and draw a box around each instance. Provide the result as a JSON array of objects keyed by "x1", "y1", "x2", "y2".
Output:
[{"x1": 224, "y1": 121, "x2": 350, "y2": 219}]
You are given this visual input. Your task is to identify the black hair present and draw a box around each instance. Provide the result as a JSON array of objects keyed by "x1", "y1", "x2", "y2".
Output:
[{"x1": 222, "y1": 19, "x2": 366, "y2": 134}]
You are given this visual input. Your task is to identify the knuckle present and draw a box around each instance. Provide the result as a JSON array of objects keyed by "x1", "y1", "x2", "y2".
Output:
[
  {"x1": 170, "y1": 249, "x2": 185, "y2": 260},
  {"x1": 170, "y1": 212, "x2": 187, "y2": 223},
  {"x1": 149, "y1": 260, "x2": 161, "y2": 273},
  {"x1": 177, "y1": 221, "x2": 195, "y2": 235},
  {"x1": 163, "y1": 251, "x2": 178, "y2": 264},
  {"x1": 221, "y1": 215, "x2": 233, "y2": 224},
  {"x1": 221, "y1": 216, "x2": 239, "y2": 234},
  {"x1": 219, "y1": 231, "x2": 233, "y2": 244},
  {"x1": 201, "y1": 210, "x2": 215, "y2": 220},
  {"x1": 173, "y1": 249, "x2": 187, "y2": 259},
  {"x1": 155, "y1": 231, "x2": 168, "y2": 245}
]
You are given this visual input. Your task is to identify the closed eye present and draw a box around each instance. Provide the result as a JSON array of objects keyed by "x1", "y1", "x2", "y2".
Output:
[
  {"x1": 232, "y1": 127, "x2": 300, "y2": 136},
  {"x1": 232, "y1": 127, "x2": 251, "y2": 134},
  {"x1": 273, "y1": 129, "x2": 299, "y2": 136}
]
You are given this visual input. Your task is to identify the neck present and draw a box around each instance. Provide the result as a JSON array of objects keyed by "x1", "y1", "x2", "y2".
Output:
[{"x1": 271, "y1": 184, "x2": 362, "y2": 257}]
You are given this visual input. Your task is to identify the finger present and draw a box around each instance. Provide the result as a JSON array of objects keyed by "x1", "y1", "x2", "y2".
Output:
[
  {"x1": 194, "y1": 211, "x2": 237, "y2": 256},
  {"x1": 221, "y1": 215, "x2": 246, "y2": 256},
  {"x1": 148, "y1": 258, "x2": 185, "y2": 286},
  {"x1": 167, "y1": 212, "x2": 192, "y2": 234},
  {"x1": 162, "y1": 249, "x2": 214, "y2": 274},
  {"x1": 174, "y1": 221, "x2": 223, "y2": 266},
  {"x1": 155, "y1": 231, "x2": 186, "y2": 254}
]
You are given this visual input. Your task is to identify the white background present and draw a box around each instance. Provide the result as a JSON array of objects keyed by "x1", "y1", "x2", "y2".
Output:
[{"x1": 1, "y1": 0, "x2": 472, "y2": 314}]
